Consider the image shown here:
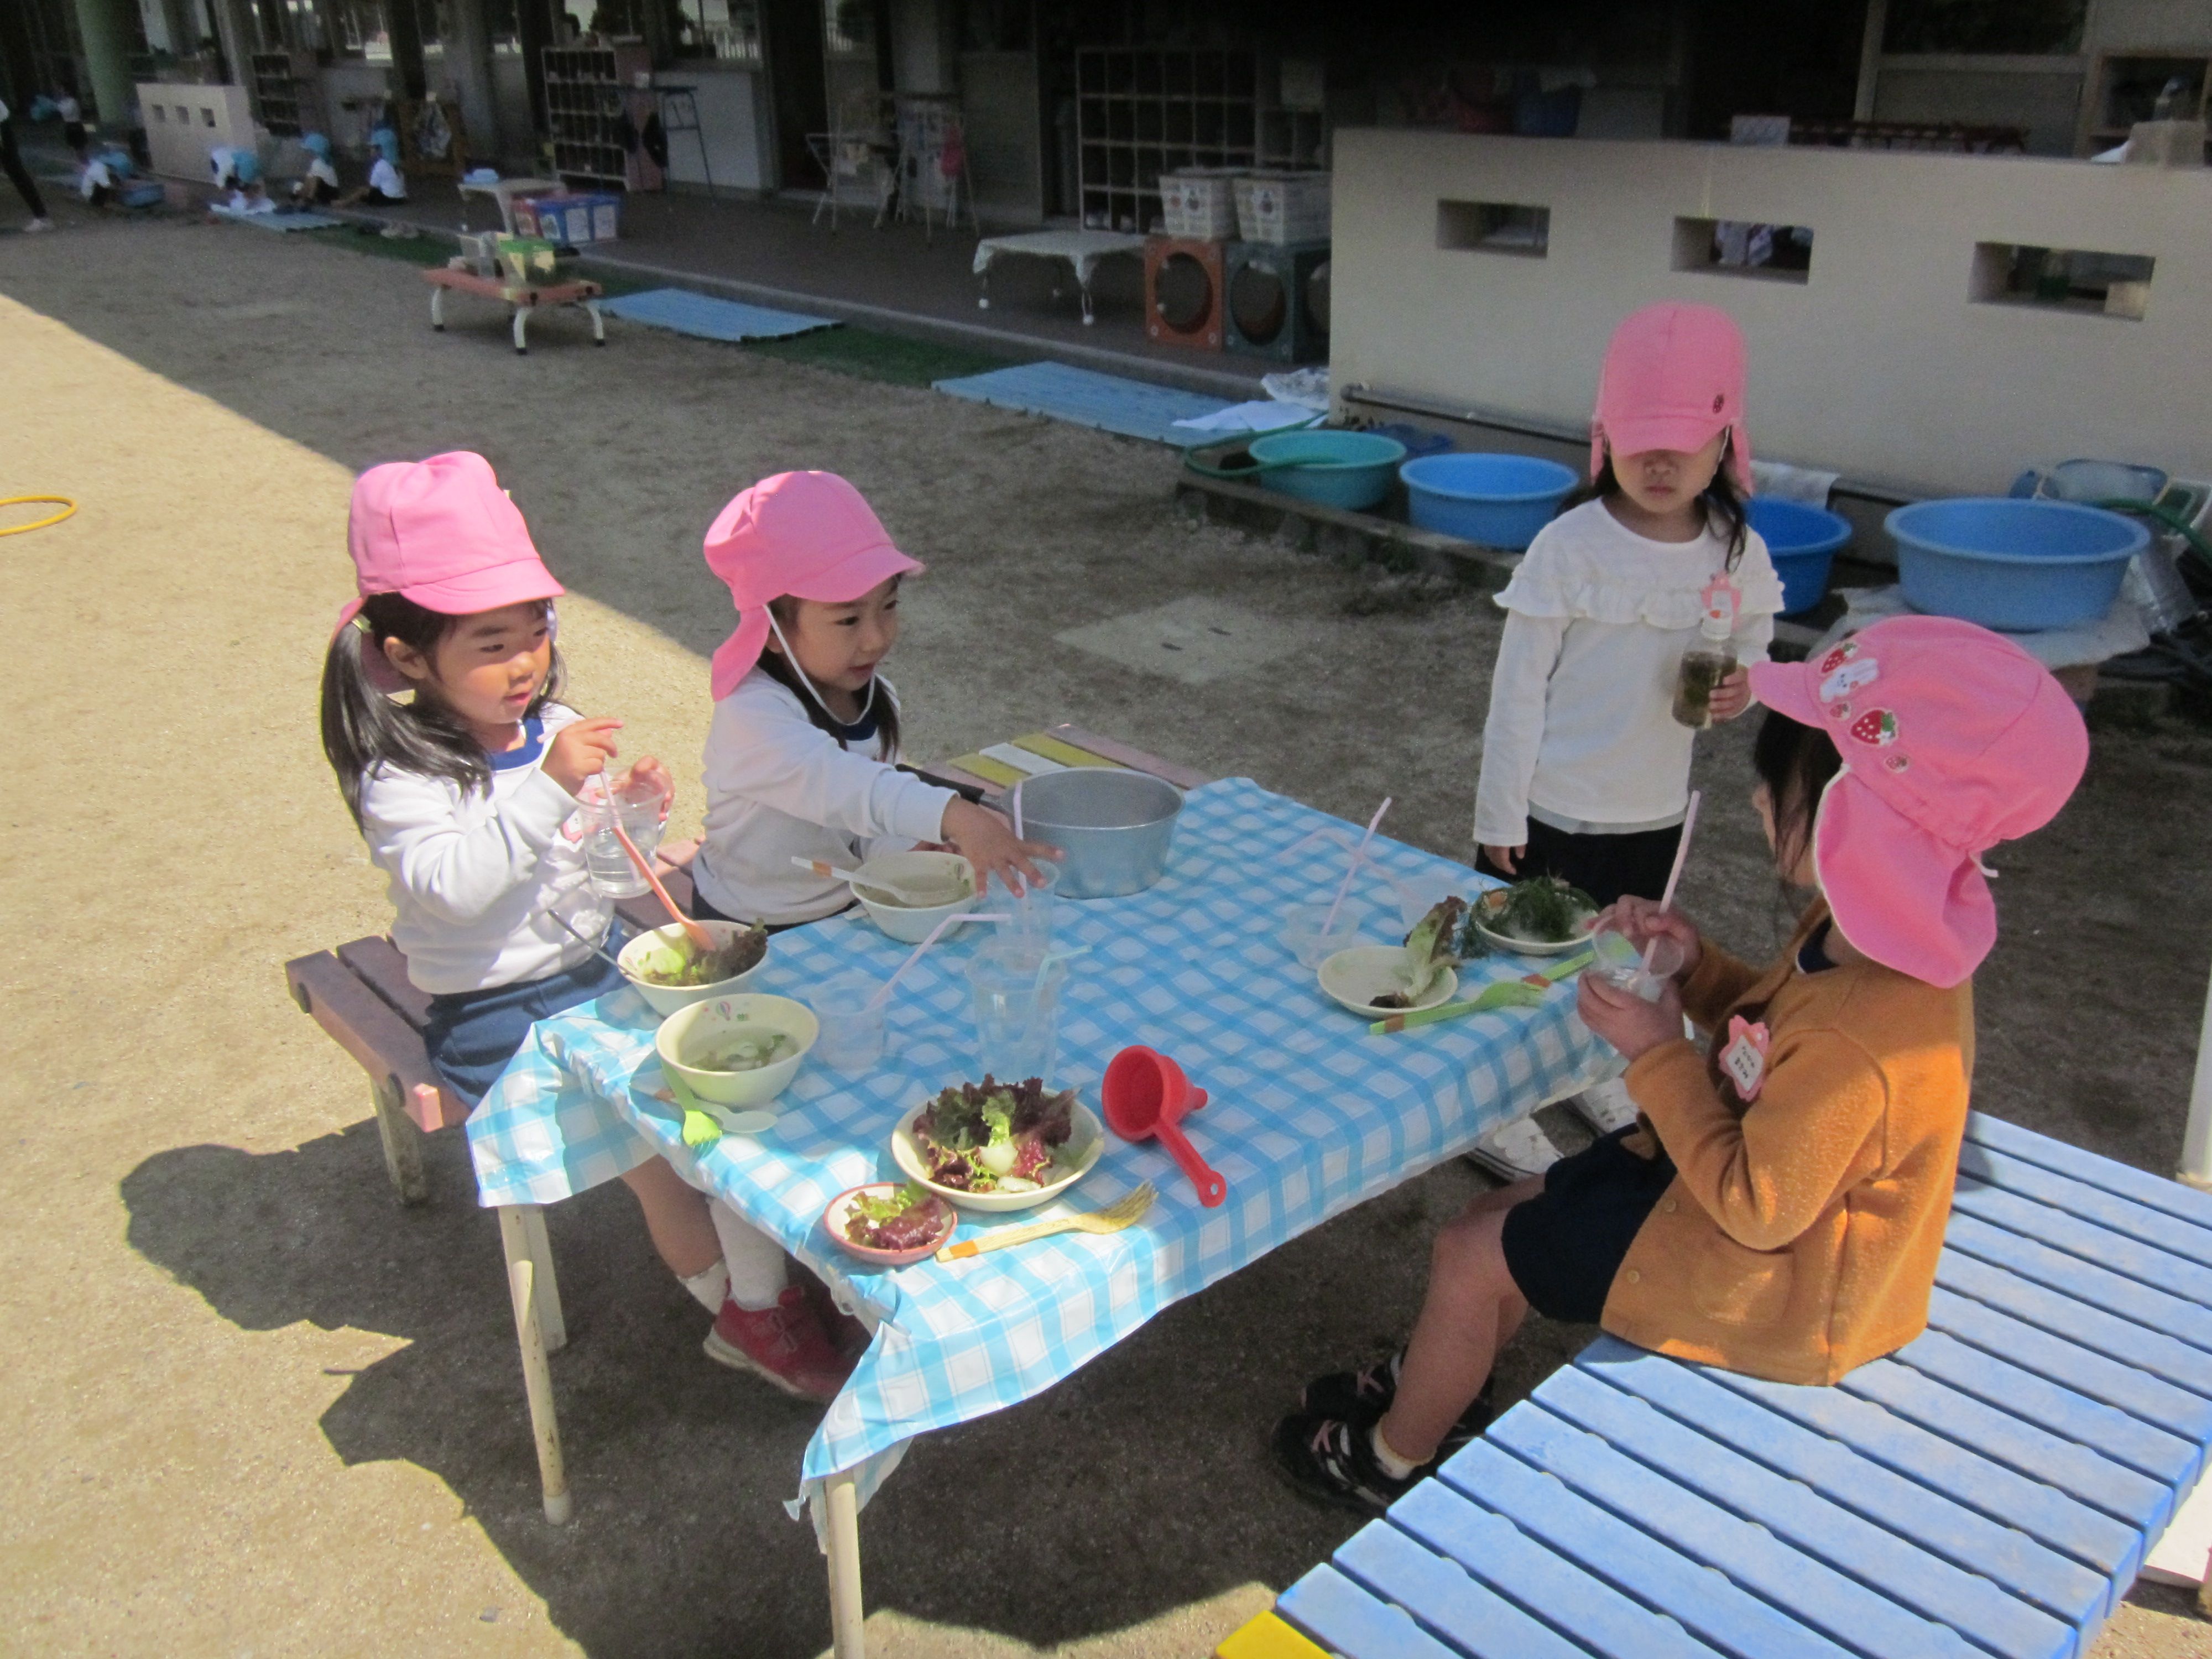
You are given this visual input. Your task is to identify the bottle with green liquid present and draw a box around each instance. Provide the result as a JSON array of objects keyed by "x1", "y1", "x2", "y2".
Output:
[{"x1": 1672, "y1": 575, "x2": 1740, "y2": 729}]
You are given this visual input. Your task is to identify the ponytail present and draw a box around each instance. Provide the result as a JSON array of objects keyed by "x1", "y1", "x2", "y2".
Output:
[
  {"x1": 1557, "y1": 431, "x2": 1751, "y2": 571},
  {"x1": 319, "y1": 593, "x2": 563, "y2": 827}
]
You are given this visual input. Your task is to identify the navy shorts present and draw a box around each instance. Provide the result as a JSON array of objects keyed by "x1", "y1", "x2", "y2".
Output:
[
  {"x1": 1500, "y1": 1126, "x2": 1677, "y2": 1324},
  {"x1": 422, "y1": 939, "x2": 627, "y2": 1104}
]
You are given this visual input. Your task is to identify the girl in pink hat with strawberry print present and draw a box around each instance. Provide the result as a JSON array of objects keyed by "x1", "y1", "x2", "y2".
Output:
[
  {"x1": 320, "y1": 453, "x2": 847, "y2": 1403},
  {"x1": 1275, "y1": 615, "x2": 2089, "y2": 1516}
]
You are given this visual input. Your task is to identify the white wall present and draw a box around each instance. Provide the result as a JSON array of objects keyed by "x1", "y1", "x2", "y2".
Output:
[
  {"x1": 654, "y1": 67, "x2": 769, "y2": 193},
  {"x1": 1331, "y1": 128, "x2": 2212, "y2": 497}
]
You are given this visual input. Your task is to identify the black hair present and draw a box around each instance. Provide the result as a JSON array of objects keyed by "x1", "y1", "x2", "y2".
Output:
[
  {"x1": 320, "y1": 592, "x2": 563, "y2": 827},
  {"x1": 1751, "y1": 706, "x2": 1843, "y2": 880},
  {"x1": 755, "y1": 591, "x2": 904, "y2": 757},
  {"x1": 1558, "y1": 432, "x2": 1750, "y2": 571}
]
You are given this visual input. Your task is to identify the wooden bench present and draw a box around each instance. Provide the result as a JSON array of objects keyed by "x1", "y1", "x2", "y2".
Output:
[
  {"x1": 1224, "y1": 1113, "x2": 2212, "y2": 1659},
  {"x1": 422, "y1": 265, "x2": 606, "y2": 354}
]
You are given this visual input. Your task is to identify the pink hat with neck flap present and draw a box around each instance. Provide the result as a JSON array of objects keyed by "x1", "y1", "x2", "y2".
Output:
[
  {"x1": 1590, "y1": 301, "x2": 1755, "y2": 493},
  {"x1": 1749, "y1": 615, "x2": 2087, "y2": 987},
  {"x1": 702, "y1": 471, "x2": 923, "y2": 701}
]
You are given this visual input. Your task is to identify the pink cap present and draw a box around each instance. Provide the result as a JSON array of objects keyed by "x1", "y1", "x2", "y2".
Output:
[
  {"x1": 1750, "y1": 617, "x2": 2087, "y2": 988},
  {"x1": 1590, "y1": 302, "x2": 1755, "y2": 493},
  {"x1": 702, "y1": 472, "x2": 923, "y2": 700},
  {"x1": 337, "y1": 451, "x2": 563, "y2": 633}
]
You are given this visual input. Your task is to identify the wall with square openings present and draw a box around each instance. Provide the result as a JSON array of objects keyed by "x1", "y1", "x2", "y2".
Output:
[
  {"x1": 1332, "y1": 129, "x2": 2212, "y2": 495},
  {"x1": 136, "y1": 82, "x2": 255, "y2": 181}
]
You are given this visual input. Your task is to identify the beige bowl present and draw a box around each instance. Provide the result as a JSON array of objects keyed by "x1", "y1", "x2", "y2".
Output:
[
  {"x1": 655, "y1": 994, "x2": 818, "y2": 1109},
  {"x1": 851, "y1": 851, "x2": 980, "y2": 944},
  {"x1": 618, "y1": 920, "x2": 769, "y2": 1017}
]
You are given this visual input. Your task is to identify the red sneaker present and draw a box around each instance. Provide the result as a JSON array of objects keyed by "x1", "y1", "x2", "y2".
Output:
[
  {"x1": 702, "y1": 1287, "x2": 856, "y2": 1401},
  {"x1": 796, "y1": 1269, "x2": 873, "y2": 1361}
]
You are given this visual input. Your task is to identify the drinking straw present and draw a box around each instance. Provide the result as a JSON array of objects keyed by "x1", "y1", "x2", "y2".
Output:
[
  {"x1": 601, "y1": 764, "x2": 715, "y2": 954},
  {"x1": 1321, "y1": 797, "x2": 1392, "y2": 935},
  {"x1": 867, "y1": 911, "x2": 1010, "y2": 1010},
  {"x1": 1012, "y1": 777, "x2": 1025, "y2": 839},
  {"x1": 1640, "y1": 790, "x2": 1701, "y2": 972}
]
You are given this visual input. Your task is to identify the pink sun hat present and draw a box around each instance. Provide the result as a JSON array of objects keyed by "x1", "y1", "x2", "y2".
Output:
[
  {"x1": 1590, "y1": 301, "x2": 1755, "y2": 493},
  {"x1": 1749, "y1": 616, "x2": 2087, "y2": 988},
  {"x1": 337, "y1": 450, "x2": 563, "y2": 634},
  {"x1": 702, "y1": 471, "x2": 924, "y2": 700}
]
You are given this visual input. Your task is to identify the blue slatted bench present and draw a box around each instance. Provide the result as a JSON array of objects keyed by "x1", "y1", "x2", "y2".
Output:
[{"x1": 1255, "y1": 1112, "x2": 2212, "y2": 1659}]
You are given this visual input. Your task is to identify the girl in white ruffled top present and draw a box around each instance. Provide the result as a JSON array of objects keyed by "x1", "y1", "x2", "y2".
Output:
[{"x1": 1474, "y1": 303, "x2": 1784, "y2": 910}]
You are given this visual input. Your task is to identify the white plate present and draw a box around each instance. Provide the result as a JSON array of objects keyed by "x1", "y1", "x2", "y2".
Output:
[
  {"x1": 890, "y1": 1097, "x2": 1107, "y2": 1213},
  {"x1": 1318, "y1": 945, "x2": 1458, "y2": 1016},
  {"x1": 1470, "y1": 892, "x2": 1597, "y2": 957}
]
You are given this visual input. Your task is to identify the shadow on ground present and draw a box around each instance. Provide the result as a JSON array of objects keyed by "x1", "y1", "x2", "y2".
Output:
[{"x1": 121, "y1": 1121, "x2": 1590, "y2": 1656}]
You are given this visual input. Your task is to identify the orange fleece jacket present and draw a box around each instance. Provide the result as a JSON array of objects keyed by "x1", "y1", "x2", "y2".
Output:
[{"x1": 1601, "y1": 902, "x2": 1974, "y2": 1385}]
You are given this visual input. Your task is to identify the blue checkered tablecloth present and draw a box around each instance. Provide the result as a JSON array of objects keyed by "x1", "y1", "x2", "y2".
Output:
[{"x1": 468, "y1": 778, "x2": 1606, "y2": 1514}]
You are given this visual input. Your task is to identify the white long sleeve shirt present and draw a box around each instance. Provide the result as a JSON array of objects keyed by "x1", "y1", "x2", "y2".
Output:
[
  {"x1": 693, "y1": 670, "x2": 957, "y2": 926},
  {"x1": 1473, "y1": 499, "x2": 1784, "y2": 848},
  {"x1": 358, "y1": 705, "x2": 611, "y2": 994}
]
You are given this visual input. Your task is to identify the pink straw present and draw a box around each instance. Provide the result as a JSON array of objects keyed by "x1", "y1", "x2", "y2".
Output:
[
  {"x1": 1640, "y1": 790, "x2": 1701, "y2": 971},
  {"x1": 867, "y1": 911, "x2": 1010, "y2": 1010},
  {"x1": 1321, "y1": 797, "x2": 1392, "y2": 934}
]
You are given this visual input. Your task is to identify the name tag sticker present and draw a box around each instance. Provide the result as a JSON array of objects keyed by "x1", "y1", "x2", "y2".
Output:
[{"x1": 1721, "y1": 1016, "x2": 1771, "y2": 1102}]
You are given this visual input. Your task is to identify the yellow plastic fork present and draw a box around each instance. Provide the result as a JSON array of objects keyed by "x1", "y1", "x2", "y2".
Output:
[{"x1": 935, "y1": 1183, "x2": 1156, "y2": 1262}]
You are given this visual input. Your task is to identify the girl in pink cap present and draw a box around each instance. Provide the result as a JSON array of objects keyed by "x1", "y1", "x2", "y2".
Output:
[
  {"x1": 689, "y1": 471, "x2": 1056, "y2": 928},
  {"x1": 1470, "y1": 301, "x2": 1787, "y2": 1170},
  {"x1": 321, "y1": 452, "x2": 852, "y2": 1403},
  {"x1": 1275, "y1": 615, "x2": 2088, "y2": 1516}
]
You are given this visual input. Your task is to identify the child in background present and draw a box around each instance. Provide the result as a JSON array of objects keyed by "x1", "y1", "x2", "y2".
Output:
[
  {"x1": 1469, "y1": 302, "x2": 1785, "y2": 1172},
  {"x1": 1275, "y1": 615, "x2": 2089, "y2": 1516},
  {"x1": 225, "y1": 149, "x2": 275, "y2": 214},
  {"x1": 293, "y1": 133, "x2": 340, "y2": 207},
  {"x1": 54, "y1": 94, "x2": 87, "y2": 160},
  {"x1": 337, "y1": 127, "x2": 407, "y2": 206},
  {"x1": 690, "y1": 470, "x2": 1056, "y2": 928},
  {"x1": 321, "y1": 452, "x2": 851, "y2": 1401}
]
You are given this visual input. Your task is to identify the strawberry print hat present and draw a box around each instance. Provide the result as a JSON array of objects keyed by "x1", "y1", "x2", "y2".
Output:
[{"x1": 1749, "y1": 615, "x2": 2088, "y2": 987}]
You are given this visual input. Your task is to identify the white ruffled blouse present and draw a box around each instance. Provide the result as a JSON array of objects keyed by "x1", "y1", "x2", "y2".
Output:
[{"x1": 1473, "y1": 498, "x2": 1783, "y2": 847}]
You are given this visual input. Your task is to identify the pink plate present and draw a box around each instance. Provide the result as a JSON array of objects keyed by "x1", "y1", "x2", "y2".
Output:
[{"x1": 823, "y1": 1183, "x2": 957, "y2": 1267}]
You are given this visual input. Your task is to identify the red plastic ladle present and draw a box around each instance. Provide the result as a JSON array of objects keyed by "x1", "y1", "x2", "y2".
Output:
[{"x1": 1102, "y1": 1046, "x2": 1226, "y2": 1207}]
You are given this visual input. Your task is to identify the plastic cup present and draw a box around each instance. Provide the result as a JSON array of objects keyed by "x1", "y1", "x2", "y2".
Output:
[
  {"x1": 581, "y1": 775, "x2": 668, "y2": 899},
  {"x1": 1280, "y1": 900, "x2": 1371, "y2": 968},
  {"x1": 988, "y1": 861, "x2": 1060, "y2": 947},
  {"x1": 966, "y1": 941, "x2": 1067, "y2": 1086},
  {"x1": 1387, "y1": 871, "x2": 1463, "y2": 935},
  {"x1": 1588, "y1": 924, "x2": 1687, "y2": 1003},
  {"x1": 811, "y1": 971, "x2": 888, "y2": 1072}
]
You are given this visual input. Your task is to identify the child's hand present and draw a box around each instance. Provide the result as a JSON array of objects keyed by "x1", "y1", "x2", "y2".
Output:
[
  {"x1": 1593, "y1": 897, "x2": 1702, "y2": 982},
  {"x1": 617, "y1": 755, "x2": 675, "y2": 821},
  {"x1": 1577, "y1": 971, "x2": 1688, "y2": 1062},
  {"x1": 942, "y1": 799, "x2": 1063, "y2": 893},
  {"x1": 545, "y1": 717, "x2": 623, "y2": 796},
  {"x1": 1481, "y1": 843, "x2": 1524, "y2": 877},
  {"x1": 1709, "y1": 669, "x2": 1753, "y2": 722}
]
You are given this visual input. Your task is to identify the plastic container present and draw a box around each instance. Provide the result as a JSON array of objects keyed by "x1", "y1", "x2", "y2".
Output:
[
  {"x1": 1280, "y1": 900, "x2": 1371, "y2": 968},
  {"x1": 617, "y1": 921, "x2": 769, "y2": 1016},
  {"x1": 1885, "y1": 498, "x2": 2148, "y2": 632},
  {"x1": 986, "y1": 860, "x2": 1058, "y2": 947},
  {"x1": 967, "y1": 943, "x2": 1066, "y2": 1085},
  {"x1": 810, "y1": 971, "x2": 888, "y2": 1073},
  {"x1": 655, "y1": 994, "x2": 818, "y2": 1108},
  {"x1": 1745, "y1": 497, "x2": 1853, "y2": 615},
  {"x1": 1247, "y1": 429, "x2": 1406, "y2": 512},
  {"x1": 1013, "y1": 768, "x2": 1182, "y2": 898},
  {"x1": 1589, "y1": 925, "x2": 1687, "y2": 1002},
  {"x1": 514, "y1": 192, "x2": 620, "y2": 247},
  {"x1": 1159, "y1": 168, "x2": 1243, "y2": 239},
  {"x1": 1235, "y1": 171, "x2": 1331, "y2": 244},
  {"x1": 578, "y1": 773, "x2": 667, "y2": 898},
  {"x1": 2039, "y1": 458, "x2": 2169, "y2": 507},
  {"x1": 1400, "y1": 453, "x2": 1579, "y2": 550},
  {"x1": 850, "y1": 849, "x2": 979, "y2": 943}
]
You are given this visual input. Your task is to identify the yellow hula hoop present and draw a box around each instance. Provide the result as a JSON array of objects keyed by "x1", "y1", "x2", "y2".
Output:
[{"x1": 0, "y1": 496, "x2": 78, "y2": 536}]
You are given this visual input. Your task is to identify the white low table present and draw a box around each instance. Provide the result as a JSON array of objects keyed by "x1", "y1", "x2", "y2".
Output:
[
  {"x1": 972, "y1": 229, "x2": 1146, "y2": 325},
  {"x1": 459, "y1": 176, "x2": 564, "y2": 235}
]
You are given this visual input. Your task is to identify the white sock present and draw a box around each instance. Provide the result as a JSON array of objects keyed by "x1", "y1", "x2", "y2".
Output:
[
  {"x1": 1370, "y1": 1421, "x2": 1420, "y2": 1480},
  {"x1": 680, "y1": 1261, "x2": 729, "y2": 1314},
  {"x1": 710, "y1": 1199, "x2": 789, "y2": 1312}
]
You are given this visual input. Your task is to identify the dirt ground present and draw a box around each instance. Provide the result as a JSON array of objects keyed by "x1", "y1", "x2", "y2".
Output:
[{"x1": 4, "y1": 205, "x2": 2210, "y2": 1658}]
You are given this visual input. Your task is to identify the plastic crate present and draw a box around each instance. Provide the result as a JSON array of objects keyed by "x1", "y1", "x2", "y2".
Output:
[
  {"x1": 1235, "y1": 171, "x2": 1331, "y2": 244},
  {"x1": 514, "y1": 191, "x2": 622, "y2": 247},
  {"x1": 1159, "y1": 169, "x2": 1243, "y2": 239}
]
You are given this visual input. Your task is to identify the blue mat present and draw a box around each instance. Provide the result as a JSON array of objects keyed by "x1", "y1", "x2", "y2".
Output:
[
  {"x1": 601, "y1": 287, "x2": 837, "y2": 342},
  {"x1": 932, "y1": 360, "x2": 1231, "y2": 445},
  {"x1": 210, "y1": 207, "x2": 346, "y2": 231}
]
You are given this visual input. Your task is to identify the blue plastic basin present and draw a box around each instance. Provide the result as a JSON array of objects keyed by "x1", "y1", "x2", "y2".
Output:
[
  {"x1": 1745, "y1": 497, "x2": 1853, "y2": 616},
  {"x1": 1400, "y1": 453, "x2": 1580, "y2": 550},
  {"x1": 1885, "y1": 497, "x2": 2147, "y2": 632},
  {"x1": 1248, "y1": 430, "x2": 1407, "y2": 513}
]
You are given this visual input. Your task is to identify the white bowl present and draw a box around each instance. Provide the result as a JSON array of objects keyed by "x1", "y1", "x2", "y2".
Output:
[
  {"x1": 618, "y1": 920, "x2": 769, "y2": 1016},
  {"x1": 852, "y1": 851, "x2": 980, "y2": 944},
  {"x1": 1318, "y1": 945, "x2": 1458, "y2": 1016},
  {"x1": 655, "y1": 993, "x2": 818, "y2": 1108},
  {"x1": 890, "y1": 1097, "x2": 1106, "y2": 1212},
  {"x1": 1470, "y1": 889, "x2": 1598, "y2": 957}
]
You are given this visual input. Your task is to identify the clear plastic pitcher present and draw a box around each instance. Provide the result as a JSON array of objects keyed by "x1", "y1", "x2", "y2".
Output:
[{"x1": 966, "y1": 941, "x2": 1067, "y2": 1085}]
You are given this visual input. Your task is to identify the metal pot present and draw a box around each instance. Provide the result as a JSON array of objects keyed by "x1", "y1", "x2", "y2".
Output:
[{"x1": 1013, "y1": 768, "x2": 1183, "y2": 898}]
